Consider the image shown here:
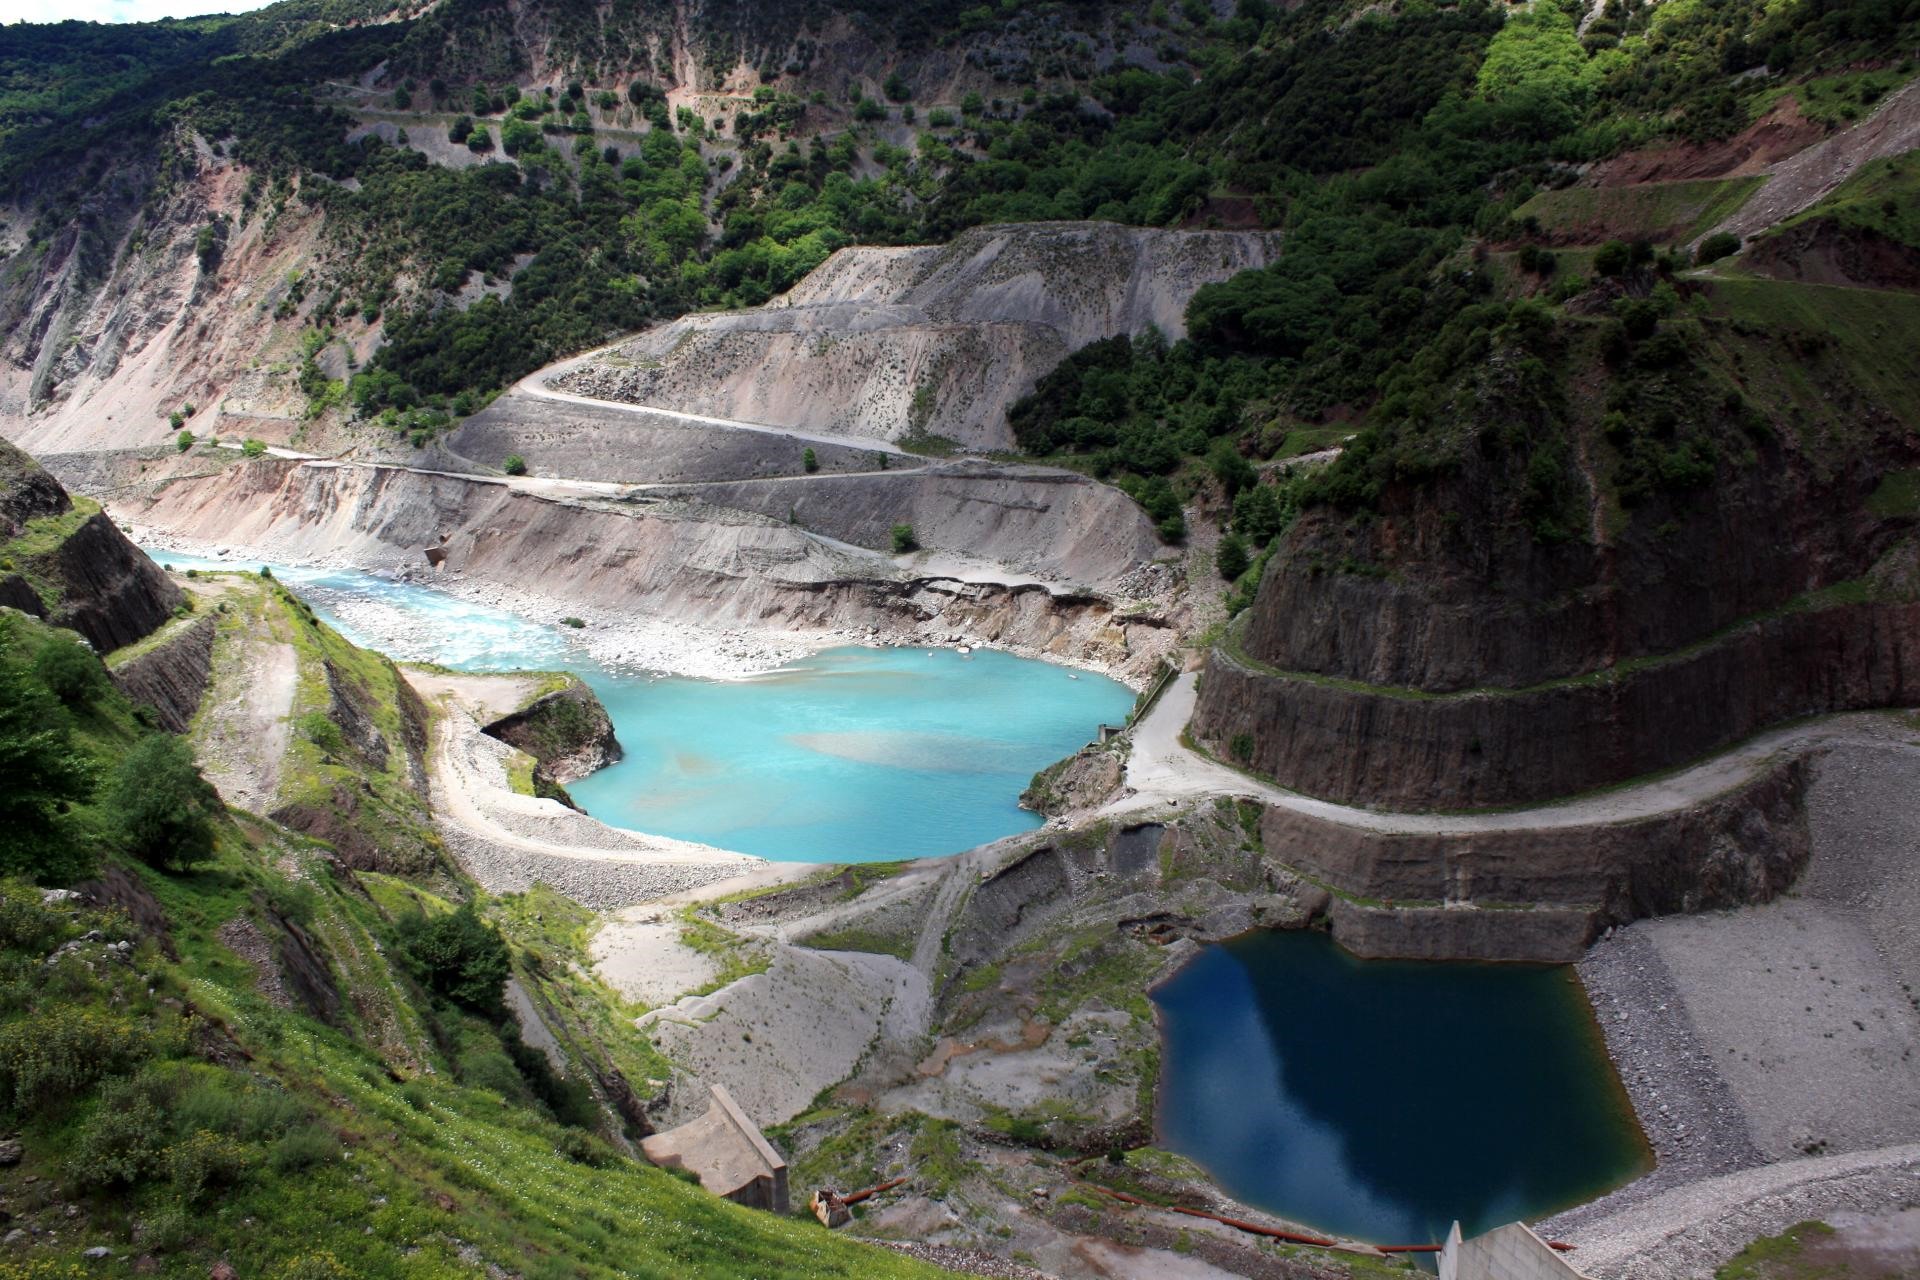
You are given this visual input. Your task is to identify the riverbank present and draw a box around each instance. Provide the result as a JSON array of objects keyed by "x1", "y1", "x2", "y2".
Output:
[
  {"x1": 131, "y1": 524, "x2": 1156, "y2": 688},
  {"x1": 410, "y1": 668, "x2": 766, "y2": 908}
]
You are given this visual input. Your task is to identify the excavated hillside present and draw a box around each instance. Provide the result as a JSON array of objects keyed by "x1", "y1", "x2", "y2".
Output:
[
  {"x1": 550, "y1": 223, "x2": 1281, "y2": 451},
  {"x1": 1191, "y1": 277, "x2": 1920, "y2": 811}
]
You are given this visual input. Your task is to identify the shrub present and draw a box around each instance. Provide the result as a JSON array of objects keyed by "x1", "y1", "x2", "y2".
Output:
[
  {"x1": 0, "y1": 882, "x2": 70, "y2": 954},
  {"x1": 1216, "y1": 534, "x2": 1250, "y2": 582},
  {"x1": 106, "y1": 734, "x2": 222, "y2": 872},
  {"x1": 400, "y1": 904, "x2": 511, "y2": 1016},
  {"x1": 890, "y1": 523, "x2": 918, "y2": 553},
  {"x1": 502, "y1": 454, "x2": 527, "y2": 476},
  {"x1": 33, "y1": 636, "x2": 106, "y2": 707},
  {"x1": 176, "y1": 429, "x2": 195, "y2": 452},
  {"x1": 241, "y1": 438, "x2": 267, "y2": 458},
  {"x1": 68, "y1": 1086, "x2": 166, "y2": 1188},
  {"x1": 296, "y1": 710, "x2": 345, "y2": 757},
  {"x1": 175, "y1": 1072, "x2": 303, "y2": 1141},
  {"x1": 802, "y1": 446, "x2": 819, "y2": 473},
  {"x1": 269, "y1": 1124, "x2": 338, "y2": 1173},
  {"x1": 1228, "y1": 732, "x2": 1255, "y2": 763},
  {"x1": 168, "y1": 1127, "x2": 248, "y2": 1203},
  {"x1": 1593, "y1": 240, "x2": 1632, "y2": 276},
  {"x1": 0, "y1": 630, "x2": 97, "y2": 880},
  {"x1": 0, "y1": 1006, "x2": 146, "y2": 1111},
  {"x1": 1697, "y1": 231, "x2": 1741, "y2": 264}
]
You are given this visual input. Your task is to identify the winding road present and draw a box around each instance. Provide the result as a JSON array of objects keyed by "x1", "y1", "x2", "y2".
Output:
[{"x1": 1109, "y1": 671, "x2": 1884, "y2": 837}]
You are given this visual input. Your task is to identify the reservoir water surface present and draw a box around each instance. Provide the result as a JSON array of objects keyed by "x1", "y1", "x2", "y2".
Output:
[
  {"x1": 147, "y1": 553, "x2": 1132, "y2": 860},
  {"x1": 1152, "y1": 930, "x2": 1648, "y2": 1244}
]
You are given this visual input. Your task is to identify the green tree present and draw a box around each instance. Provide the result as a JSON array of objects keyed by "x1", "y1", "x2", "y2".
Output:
[
  {"x1": 802, "y1": 447, "x2": 819, "y2": 473},
  {"x1": 890, "y1": 523, "x2": 918, "y2": 553},
  {"x1": 0, "y1": 627, "x2": 96, "y2": 881},
  {"x1": 241, "y1": 438, "x2": 267, "y2": 458},
  {"x1": 400, "y1": 904, "x2": 511, "y2": 1016},
  {"x1": 175, "y1": 429, "x2": 195, "y2": 452},
  {"x1": 1216, "y1": 533, "x2": 1250, "y2": 582},
  {"x1": 1208, "y1": 440, "x2": 1257, "y2": 498},
  {"x1": 33, "y1": 636, "x2": 105, "y2": 707},
  {"x1": 1696, "y1": 232, "x2": 1741, "y2": 264},
  {"x1": 107, "y1": 734, "x2": 221, "y2": 873},
  {"x1": 502, "y1": 454, "x2": 527, "y2": 476},
  {"x1": 1594, "y1": 240, "x2": 1632, "y2": 276}
]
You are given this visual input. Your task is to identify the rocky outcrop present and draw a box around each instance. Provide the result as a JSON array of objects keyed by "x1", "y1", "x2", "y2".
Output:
[
  {"x1": 0, "y1": 437, "x2": 71, "y2": 529},
  {"x1": 1193, "y1": 600, "x2": 1920, "y2": 809},
  {"x1": 0, "y1": 439, "x2": 181, "y2": 652},
  {"x1": 553, "y1": 223, "x2": 1281, "y2": 451},
  {"x1": 110, "y1": 615, "x2": 216, "y2": 733},
  {"x1": 46, "y1": 511, "x2": 183, "y2": 651},
  {"x1": 1746, "y1": 219, "x2": 1920, "y2": 291},
  {"x1": 1020, "y1": 745, "x2": 1125, "y2": 817},
  {"x1": 483, "y1": 679, "x2": 622, "y2": 786}
]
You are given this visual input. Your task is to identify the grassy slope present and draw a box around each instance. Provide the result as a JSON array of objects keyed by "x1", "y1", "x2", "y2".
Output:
[
  {"x1": 1517, "y1": 176, "x2": 1764, "y2": 244},
  {"x1": 1704, "y1": 274, "x2": 1920, "y2": 434},
  {"x1": 0, "y1": 609, "x2": 955, "y2": 1280}
]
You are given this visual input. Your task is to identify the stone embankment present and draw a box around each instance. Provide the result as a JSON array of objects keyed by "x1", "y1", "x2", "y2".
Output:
[{"x1": 108, "y1": 614, "x2": 216, "y2": 732}]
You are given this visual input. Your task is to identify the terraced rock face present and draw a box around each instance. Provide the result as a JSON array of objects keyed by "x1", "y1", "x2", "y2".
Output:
[{"x1": 552, "y1": 222, "x2": 1281, "y2": 450}]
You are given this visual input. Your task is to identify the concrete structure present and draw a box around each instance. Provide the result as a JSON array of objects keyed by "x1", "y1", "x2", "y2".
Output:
[
  {"x1": 1439, "y1": 1221, "x2": 1590, "y2": 1280},
  {"x1": 639, "y1": 1084, "x2": 789, "y2": 1213}
]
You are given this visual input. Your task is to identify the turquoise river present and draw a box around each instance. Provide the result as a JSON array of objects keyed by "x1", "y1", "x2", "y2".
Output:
[{"x1": 146, "y1": 552, "x2": 1133, "y2": 861}]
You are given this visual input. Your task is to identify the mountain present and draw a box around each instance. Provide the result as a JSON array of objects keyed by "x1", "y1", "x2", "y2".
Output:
[{"x1": 3, "y1": 0, "x2": 1920, "y2": 1274}]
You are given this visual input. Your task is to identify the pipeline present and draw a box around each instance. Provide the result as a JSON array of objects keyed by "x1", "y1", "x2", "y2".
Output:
[
  {"x1": 1072, "y1": 1182, "x2": 1576, "y2": 1255},
  {"x1": 841, "y1": 1176, "x2": 909, "y2": 1207}
]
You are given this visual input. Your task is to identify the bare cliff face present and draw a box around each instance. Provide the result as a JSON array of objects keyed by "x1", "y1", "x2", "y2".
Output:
[
  {"x1": 1, "y1": 131, "x2": 355, "y2": 459},
  {"x1": 551, "y1": 223, "x2": 1281, "y2": 450}
]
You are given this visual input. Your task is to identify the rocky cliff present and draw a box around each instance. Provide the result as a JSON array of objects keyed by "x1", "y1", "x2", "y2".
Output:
[
  {"x1": 0, "y1": 438, "x2": 181, "y2": 652},
  {"x1": 552, "y1": 223, "x2": 1281, "y2": 451},
  {"x1": 483, "y1": 678, "x2": 623, "y2": 786},
  {"x1": 109, "y1": 614, "x2": 216, "y2": 733},
  {"x1": 1192, "y1": 280, "x2": 1920, "y2": 810}
]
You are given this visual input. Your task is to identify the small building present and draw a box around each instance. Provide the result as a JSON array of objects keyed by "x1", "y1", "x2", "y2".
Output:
[
  {"x1": 639, "y1": 1084, "x2": 789, "y2": 1213},
  {"x1": 1439, "y1": 1221, "x2": 1590, "y2": 1280}
]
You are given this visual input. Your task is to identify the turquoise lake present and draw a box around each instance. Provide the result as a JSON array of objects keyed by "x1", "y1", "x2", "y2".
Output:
[
  {"x1": 1151, "y1": 930, "x2": 1649, "y2": 1245},
  {"x1": 145, "y1": 552, "x2": 1132, "y2": 861}
]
